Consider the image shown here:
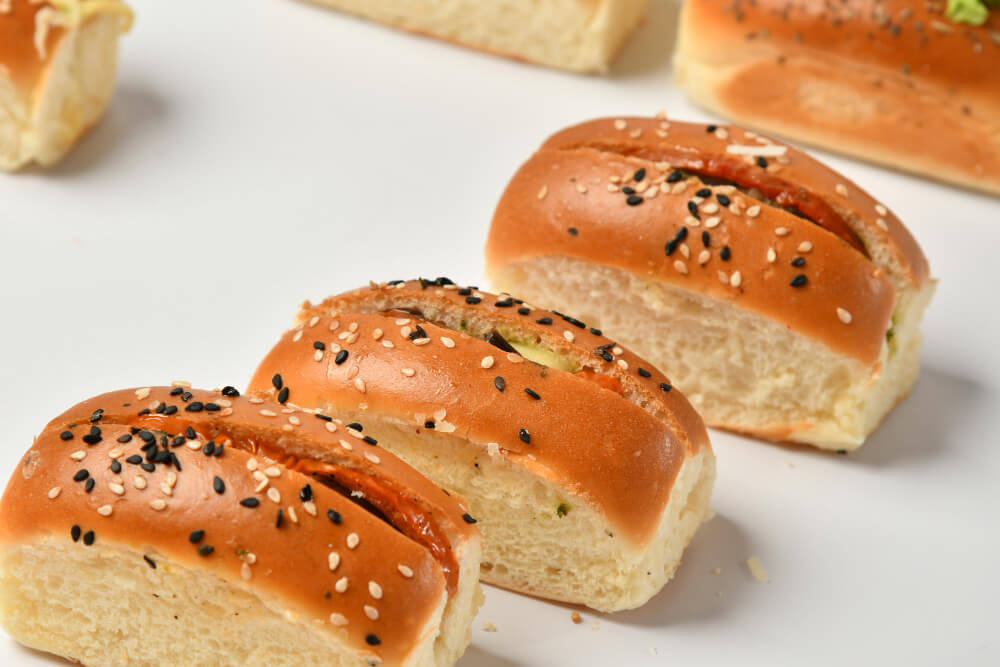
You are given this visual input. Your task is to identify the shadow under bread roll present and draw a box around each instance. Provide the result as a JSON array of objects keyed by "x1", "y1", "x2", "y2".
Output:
[
  {"x1": 0, "y1": 386, "x2": 482, "y2": 667},
  {"x1": 247, "y1": 278, "x2": 715, "y2": 613},
  {"x1": 0, "y1": 0, "x2": 134, "y2": 171},
  {"x1": 485, "y1": 116, "x2": 935, "y2": 451}
]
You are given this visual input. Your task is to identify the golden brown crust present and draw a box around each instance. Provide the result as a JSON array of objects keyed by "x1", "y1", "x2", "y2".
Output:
[
  {"x1": 0, "y1": 387, "x2": 478, "y2": 665},
  {"x1": 484, "y1": 116, "x2": 928, "y2": 364},
  {"x1": 247, "y1": 280, "x2": 710, "y2": 549},
  {"x1": 676, "y1": 0, "x2": 1000, "y2": 194}
]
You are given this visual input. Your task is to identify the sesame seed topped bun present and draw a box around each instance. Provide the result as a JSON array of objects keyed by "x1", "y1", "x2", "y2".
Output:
[
  {"x1": 0, "y1": 386, "x2": 482, "y2": 666},
  {"x1": 485, "y1": 116, "x2": 935, "y2": 450},
  {"x1": 0, "y1": 1, "x2": 133, "y2": 170},
  {"x1": 247, "y1": 279, "x2": 715, "y2": 612}
]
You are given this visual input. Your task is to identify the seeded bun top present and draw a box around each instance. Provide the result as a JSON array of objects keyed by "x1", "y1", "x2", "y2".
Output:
[
  {"x1": 486, "y1": 116, "x2": 931, "y2": 364},
  {"x1": 0, "y1": 386, "x2": 479, "y2": 665},
  {"x1": 248, "y1": 279, "x2": 710, "y2": 549}
]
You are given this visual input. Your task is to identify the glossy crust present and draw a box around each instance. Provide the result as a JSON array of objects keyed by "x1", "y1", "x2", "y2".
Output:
[
  {"x1": 248, "y1": 279, "x2": 710, "y2": 549},
  {"x1": 486, "y1": 116, "x2": 930, "y2": 364},
  {"x1": 675, "y1": 0, "x2": 1000, "y2": 194},
  {"x1": 0, "y1": 387, "x2": 478, "y2": 666}
]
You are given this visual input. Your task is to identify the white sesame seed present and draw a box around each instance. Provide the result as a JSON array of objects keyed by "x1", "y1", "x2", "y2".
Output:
[
  {"x1": 730, "y1": 271, "x2": 743, "y2": 288},
  {"x1": 673, "y1": 259, "x2": 689, "y2": 275},
  {"x1": 97, "y1": 504, "x2": 113, "y2": 517},
  {"x1": 108, "y1": 448, "x2": 123, "y2": 459},
  {"x1": 767, "y1": 248, "x2": 777, "y2": 263},
  {"x1": 328, "y1": 551, "x2": 341, "y2": 571},
  {"x1": 698, "y1": 250, "x2": 711, "y2": 264},
  {"x1": 372, "y1": 328, "x2": 383, "y2": 341},
  {"x1": 563, "y1": 330, "x2": 575, "y2": 342},
  {"x1": 303, "y1": 501, "x2": 317, "y2": 516},
  {"x1": 718, "y1": 270, "x2": 728, "y2": 284},
  {"x1": 614, "y1": 119, "x2": 627, "y2": 130},
  {"x1": 617, "y1": 359, "x2": 629, "y2": 370},
  {"x1": 440, "y1": 336, "x2": 455, "y2": 348},
  {"x1": 412, "y1": 337, "x2": 431, "y2": 346},
  {"x1": 134, "y1": 475, "x2": 147, "y2": 490},
  {"x1": 292, "y1": 330, "x2": 303, "y2": 342},
  {"x1": 680, "y1": 243, "x2": 690, "y2": 259},
  {"x1": 875, "y1": 204, "x2": 888, "y2": 216},
  {"x1": 775, "y1": 227, "x2": 791, "y2": 236},
  {"x1": 576, "y1": 183, "x2": 587, "y2": 194},
  {"x1": 134, "y1": 387, "x2": 151, "y2": 400},
  {"x1": 288, "y1": 415, "x2": 301, "y2": 426},
  {"x1": 287, "y1": 506, "x2": 298, "y2": 523},
  {"x1": 308, "y1": 316, "x2": 320, "y2": 327},
  {"x1": 347, "y1": 365, "x2": 359, "y2": 379},
  {"x1": 876, "y1": 218, "x2": 889, "y2": 231},
  {"x1": 537, "y1": 185, "x2": 548, "y2": 200},
  {"x1": 401, "y1": 367, "x2": 415, "y2": 377},
  {"x1": 160, "y1": 482, "x2": 173, "y2": 496},
  {"x1": 369, "y1": 581, "x2": 383, "y2": 599},
  {"x1": 247, "y1": 458, "x2": 259, "y2": 471},
  {"x1": 398, "y1": 564, "x2": 414, "y2": 578},
  {"x1": 313, "y1": 349, "x2": 324, "y2": 362},
  {"x1": 264, "y1": 466, "x2": 281, "y2": 478},
  {"x1": 339, "y1": 439, "x2": 353, "y2": 451},
  {"x1": 714, "y1": 127, "x2": 729, "y2": 140},
  {"x1": 704, "y1": 216, "x2": 721, "y2": 229},
  {"x1": 150, "y1": 499, "x2": 166, "y2": 511},
  {"x1": 481, "y1": 356, "x2": 495, "y2": 369},
  {"x1": 267, "y1": 488, "x2": 281, "y2": 503},
  {"x1": 365, "y1": 452, "x2": 381, "y2": 464},
  {"x1": 365, "y1": 606, "x2": 379, "y2": 621},
  {"x1": 324, "y1": 421, "x2": 337, "y2": 434},
  {"x1": 109, "y1": 483, "x2": 125, "y2": 496},
  {"x1": 629, "y1": 128, "x2": 642, "y2": 138},
  {"x1": 241, "y1": 562, "x2": 253, "y2": 581},
  {"x1": 354, "y1": 378, "x2": 366, "y2": 393},
  {"x1": 835, "y1": 184, "x2": 849, "y2": 197},
  {"x1": 607, "y1": 184, "x2": 620, "y2": 192},
  {"x1": 747, "y1": 205, "x2": 761, "y2": 218},
  {"x1": 248, "y1": 397, "x2": 264, "y2": 405},
  {"x1": 347, "y1": 533, "x2": 360, "y2": 549},
  {"x1": 48, "y1": 486, "x2": 61, "y2": 499},
  {"x1": 329, "y1": 613, "x2": 348, "y2": 626},
  {"x1": 335, "y1": 577, "x2": 349, "y2": 593},
  {"x1": 837, "y1": 308, "x2": 853, "y2": 324},
  {"x1": 701, "y1": 202, "x2": 719, "y2": 214},
  {"x1": 382, "y1": 339, "x2": 394, "y2": 349},
  {"x1": 612, "y1": 346, "x2": 623, "y2": 356},
  {"x1": 259, "y1": 409, "x2": 277, "y2": 417},
  {"x1": 395, "y1": 318, "x2": 411, "y2": 326},
  {"x1": 798, "y1": 241, "x2": 813, "y2": 253},
  {"x1": 70, "y1": 450, "x2": 86, "y2": 461}
]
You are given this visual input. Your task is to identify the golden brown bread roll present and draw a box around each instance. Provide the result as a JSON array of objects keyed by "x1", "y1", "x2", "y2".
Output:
[
  {"x1": 0, "y1": 386, "x2": 482, "y2": 666},
  {"x1": 0, "y1": 0, "x2": 133, "y2": 170},
  {"x1": 673, "y1": 0, "x2": 1000, "y2": 195},
  {"x1": 485, "y1": 116, "x2": 936, "y2": 450},
  {"x1": 247, "y1": 279, "x2": 715, "y2": 612}
]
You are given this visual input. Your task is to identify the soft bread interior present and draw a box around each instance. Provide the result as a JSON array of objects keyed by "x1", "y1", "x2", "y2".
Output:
[
  {"x1": 0, "y1": 539, "x2": 449, "y2": 667},
  {"x1": 0, "y1": 13, "x2": 122, "y2": 170},
  {"x1": 491, "y1": 255, "x2": 935, "y2": 449},
  {"x1": 305, "y1": 0, "x2": 646, "y2": 73},
  {"x1": 304, "y1": 409, "x2": 715, "y2": 613}
]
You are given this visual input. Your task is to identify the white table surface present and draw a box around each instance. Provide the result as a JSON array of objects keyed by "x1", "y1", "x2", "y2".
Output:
[{"x1": 2, "y1": 1, "x2": 998, "y2": 665}]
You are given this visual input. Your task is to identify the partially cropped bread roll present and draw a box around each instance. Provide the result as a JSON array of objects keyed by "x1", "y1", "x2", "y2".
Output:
[
  {"x1": 248, "y1": 279, "x2": 715, "y2": 613},
  {"x1": 674, "y1": 0, "x2": 1000, "y2": 195},
  {"x1": 0, "y1": 386, "x2": 482, "y2": 666},
  {"x1": 300, "y1": 0, "x2": 647, "y2": 73},
  {"x1": 486, "y1": 116, "x2": 935, "y2": 450},
  {"x1": 0, "y1": 0, "x2": 133, "y2": 171}
]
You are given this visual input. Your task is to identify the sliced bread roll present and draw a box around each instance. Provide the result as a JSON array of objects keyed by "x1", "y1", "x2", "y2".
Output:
[
  {"x1": 0, "y1": 386, "x2": 482, "y2": 666},
  {"x1": 248, "y1": 279, "x2": 715, "y2": 612}
]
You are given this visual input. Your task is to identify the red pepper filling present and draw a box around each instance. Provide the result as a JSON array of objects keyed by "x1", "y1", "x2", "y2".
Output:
[{"x1": 130, "y1": 414, "x2": 459, "y2": 595}]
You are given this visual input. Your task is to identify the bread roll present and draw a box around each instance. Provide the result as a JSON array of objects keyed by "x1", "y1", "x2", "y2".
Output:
[
  {"x1": 0, "y1": 386, "x2": 482, "y2": 666},
  {"x1": 485, "y1": 116, "x2": 935, "y2": 450},
  {"x1": 299, "y1": 0, "x2": 647, "y2": 73},
  {"x1": 673, "y1": 0, "x2": 1000, "y2": 195},
  {"x1": 0, "y1": 0, "x2": 133, "y2": 171},
  {"x1": 247, "y1": 279, "x2": 715, "y2": 612}
]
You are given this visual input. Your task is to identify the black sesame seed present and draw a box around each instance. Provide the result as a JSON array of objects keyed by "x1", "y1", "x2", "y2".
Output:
[
  {"x1": 791, "y1": 257, "x2": 806, "y2": 267},
  {"x1": 84, "y1": 479, "x2": 95, "y2": 493},
  {"x1": 347, "y1": 423, "x2": 363, "y2": 431},
  {"x1": 424, "y1": 421, "x2": 435, "y2": 429},
  {"x1": 140, "y1": 463, "x2": 155, "y2": 473},
  {"x1": 696, "y1": 187, "x2": 711, "y2": 198},
  {"x1": 706, "y1": 124, "x2": 717, "y2": 132},
  {"x1": 275, "y1": 509, "x2": 284, "y2": 528},
  {"x1": 163, "y1": 405, "x2": 177, "y2": 416},
  {"x1": 89, "y1": 409, "x2": 104, "y2": 423},
  {"x1": 622, "y1": 186, "x2": 636, "y2": 195},
  {"x1": 60, "y1": 430, "x2": 74, "y2": 441},
  {"x1": 202, "y1": 441, "x2": 216, "y2": 456},
  {"x1": 138, "y1": 430, "x2": 155, "y2": 443},
  {"x1": 598, "y1": 349, "x2": 613, "y2": 362},
  {"x1": 335, "y1": 350, "x2": 349, "y2": 365},
  {"x1": 518, "y1": 428, "x2": 531, "y2": 444},
  {"x1": 409, "y1": 324, "x2": 427, "y2": 339},
  {"x1": 137, "y1": 408, "x2": 150, "y2": 416},
  {"x1": 73, "y1": 469, "x2": 89, "y2": 482},
  {"x1": 525, "y1": 388, "x2": 540, "y2": 400},
  {"x1": 82, "y1": 433, "x2": 102, "y2": 446},
  {"x1": 457, "y1": 287, "x2": 472, "y2": 296},
  {"x1": 626, "y1": 194, "x2": 643, "y2": 206},
  {"x1": 757, "y1": 156, "x2": 768, "y2": 168},
  {"x1": 667, "y1": 170, "x2": 684, "y2": 183},
  {"x1": 313, "y1": 341, "x2": 326, "y2": 351},
  {"x1": 83, "y1": 531, "x2": 95, "y2": 546},
  {"x1": 660, "y1": 382, "x2": 673, "y2": 392},
  {"x1": 536, "y1": 317, "x2": 553, "y2": 325},
  {"x1": 189, "y1": 530, "x2": 204, "y2": 543},
  {"x1": 186, "y1": 401, "x2": 204, "y2": 412},
  {"x1": 300, "y1": 484, "x2": 313, "y2": 502},
  {"x1": 213, "y1": 476, "x2": 225, "y2": 494},
  {"x1": 240, "y1": 498, "x2": 260, "y2": 508},
  {"x1": 110, "y1": 460, "x2": 122, "y2": 474},
  {"x1": 197, "y1": 545, "x2": 214, "y2": 557},
  {"x1": 315, "y1": 413, "x2": 332, "y2": 422},
  {"x1": 494, "y1": 376, "x2": 505, "y2": 392},
  {"x1": 638, "y1": 367, "x2": 652, "y2": 378},
  {"x1": 702, "y1": 231, "x2": 711, "y2": 247},
  {"x1": 465, "y1": 296, "x2": 482, "y2": 304},
  {"x1": 720, "y1": 246, "x2": 732, "y2": 261},
  {"x1": 687, "y1": 200, "x2": 700, "y2": 218},
  {"x1": 633, "y1": 168, "x2": 646, "y2": 181},
  {"x1": 181, "y1": 391, "x2": 193, "y2": 402},
  {"x1": 567, "y1": 227, "x2": 579, "y2": 236},
  {"x1": 462, "y1": 513, "x2": 478, "y2": 524},
  {"x1": 717, "y1": 193, "x2": 731, "y2": 207},
  {"x1": 363, "y1": 436, "x2": 378, "y2": 446},
  {"x1": 590, "y1": 328, "x2": 602, "y2": 336},
  {"x1": 171, "y1": 453, "x2": 182, "y2": 471},
  {"x1": 126, "y1": 455, "x2": 142, "y2": 465},
  {"x1": 277, "y1": 387, "x2": 289, "y2": 404},
  {"x1": 171, "y1": 435, "x2": 185, "y2": 447},
  {"x1": 327, "y1": 509, "x2": 342, "y2": 524},
  {"x1": 205, "y1": 402, "x2": 221, "y2": 412},
  {"x1": 517, "y1": 307, "x2": 531, "y2": 315},
  {"x1": 143, "y1": 555, "x2": 157, "y2": 569},
  {"x1": 365, "y1": 634, "x2": 381, "y2": 646},
  {"x1": 213, "y1": 444, "x2": 224, "y2": 457},
  {"x1": 272, "y1": 374, "x2": 283, "y2": 391},
  {"x1": 155, "y1": 403, "x2": 166, "y2": 414},
  {"x1": 222, "y1": 386, "x2": 240, "y2": 397},
  {"x1": 790, "y1": 274, "x2": 808, "y2": 287},
  {"x1": 71, "y1": 525, "x2": 81, "y2": 542},
  {"x1": 170, "y1": 387, "x2": 184, "y2": 396},
  {"x1": 185, "y1": 427, "x2": 196, "y2": 439},
  {"x1": 155, "y1": 450, "x2": 172, "y2": 464}
]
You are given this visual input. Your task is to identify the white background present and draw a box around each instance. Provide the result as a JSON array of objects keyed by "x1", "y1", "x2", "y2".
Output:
[{"x1": 1, "y1": 1, "x2": 998, "y2": 665}]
